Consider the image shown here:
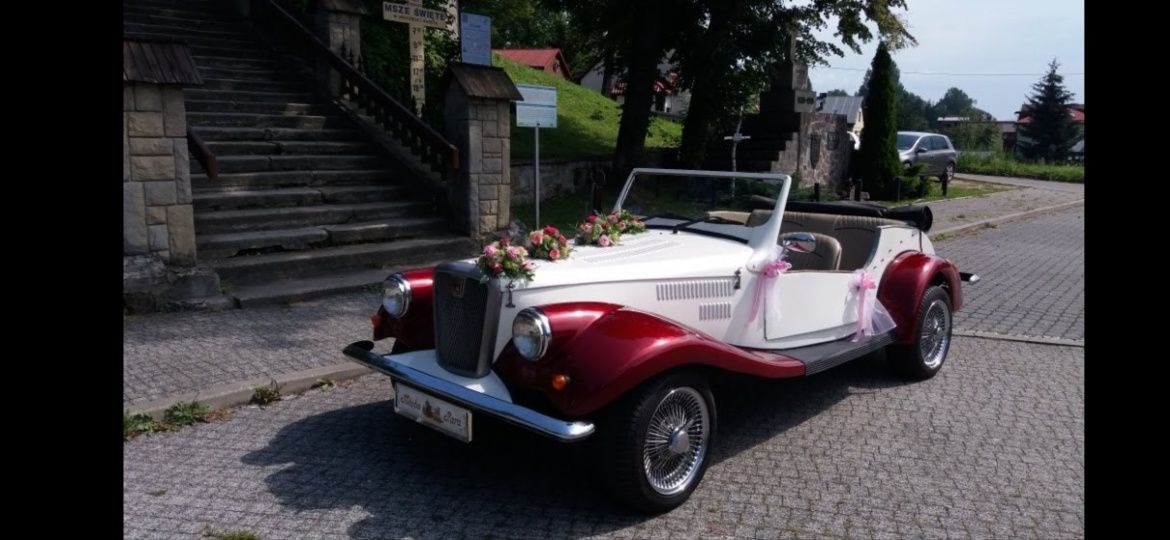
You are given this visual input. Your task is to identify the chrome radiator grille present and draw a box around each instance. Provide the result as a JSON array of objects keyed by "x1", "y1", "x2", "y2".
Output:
[{"x1": 432, "y1": 264, "x2": 498, "y2": 377}]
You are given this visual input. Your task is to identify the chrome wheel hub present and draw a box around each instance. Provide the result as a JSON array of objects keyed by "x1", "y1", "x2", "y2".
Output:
[
  {"x1": 920, "y1": 299, "x2": 951, "y2": 369},
  {"x1": 643, "y1": 387, "x2": 709, "y2": 496}
]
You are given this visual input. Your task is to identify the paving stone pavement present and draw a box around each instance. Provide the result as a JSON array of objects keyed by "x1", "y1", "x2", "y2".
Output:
[
  {"x1": 928, "y1": 183, "x2": 1081, "y2": 233},
  {"x1": 936, "y1": 206, "x2": 1084, "y2": 341},
  {"x1": 123, "y1": 291, "x2": 381, "y2": 406},
  {"x1": 123, "y1": 337, "x2": 1084, "y2": 539}
]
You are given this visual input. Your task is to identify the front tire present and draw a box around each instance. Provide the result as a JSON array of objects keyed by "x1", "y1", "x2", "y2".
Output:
[
  {"x1": 597, "y1": 371, "x2": 716, "y2": 513},
  {"x1": 888, "y1": 285, "x2": 953, "y2": 380}
]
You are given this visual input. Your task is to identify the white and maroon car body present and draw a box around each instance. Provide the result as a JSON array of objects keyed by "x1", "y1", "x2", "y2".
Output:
[{"x1": 344, "y1": 169, "x2": 973, "y2": 511}]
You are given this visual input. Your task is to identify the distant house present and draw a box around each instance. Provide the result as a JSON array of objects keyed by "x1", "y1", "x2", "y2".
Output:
[
  {"x1": 492, "y1": 48, "x2": 572, "y2": 80},
  {"x1": 936, "y1": 117, "x2": 1018, "y2": 153},
  {"x1": 580, "y1": 54, "x2": 690, "y2": 118},
  {"x1": 815, "y1": 94, "x2": 864, "y2": 135}
]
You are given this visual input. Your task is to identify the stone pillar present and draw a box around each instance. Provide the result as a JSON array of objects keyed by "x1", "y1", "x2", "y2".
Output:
[
  {"x1": 124, "y1": 82, "x2": 196, "y2": 266},
  {"x1": 314, "y1": 0, "x2": 368, "y2": 97},
  {"x1": 443, "y1": 63, "x2": 522, "y2": 240}
]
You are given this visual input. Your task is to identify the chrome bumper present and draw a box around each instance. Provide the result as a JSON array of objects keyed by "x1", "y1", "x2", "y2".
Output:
[{"x1": 342, "y1": 341, "x2": 595, "y2": 443}]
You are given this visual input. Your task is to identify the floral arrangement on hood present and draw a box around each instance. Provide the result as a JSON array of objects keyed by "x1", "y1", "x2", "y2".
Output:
[
  {"x1": 527, "y1": 225, "x2": 572, "y2": 261},
  {"x1": 575, "y1": 210, "x2": 647, "y2": 247},
  {"x1": 476, "y1": 236, "x2": 535, "y2": 283}
]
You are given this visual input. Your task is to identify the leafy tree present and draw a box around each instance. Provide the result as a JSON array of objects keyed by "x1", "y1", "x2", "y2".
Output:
[
  {"x1": 825, "y1": 88, "x2": 850, "y2": 96},
  {"x1": 853, "y1": 42, "x2": 903, "y2": 199},
  {"x1": 932, "y1": 87, "x2": 977, "y2": 119},
  {"x1": 1018, "y1": 59, "x2": 1078, "y2": 161}
]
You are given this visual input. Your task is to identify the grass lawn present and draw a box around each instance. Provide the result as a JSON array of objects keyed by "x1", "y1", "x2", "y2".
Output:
[
  {"x1": 957, "y1": 153, "x2": 1084, "y2": 183},
  {"x1": 875, "y1": 178, "x2": 1017, "y2": 207},
  {"x1": 494, "y1": 54, "x2": 682, "y2": 159}
]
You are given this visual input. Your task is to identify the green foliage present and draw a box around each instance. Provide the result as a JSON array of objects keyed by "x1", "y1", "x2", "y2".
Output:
[
  {"x1": 957, "y1": 152, "x2": 1084, "y2": 183},
  {"x1": 494, "y1": 55, "x2": 682, "y2": 158},
  {"x1": 164, "y1": 401, "x2": 211, "y2": 427},
  {"x1": 1018, "y1": 60, "x2": 1079, "y2": 162},
  {"x1": 250, "y1": 382, "x2": 282, "y2": 406},
  {"x1": 853, "y1": 43, "x2": 903, "y2": 200},
  {"x1": 825, "y1": 89, "x2": 851, "y2": 97},
  {"x1": 123, "y1": 412, "x2": 161, "y2": 440}
]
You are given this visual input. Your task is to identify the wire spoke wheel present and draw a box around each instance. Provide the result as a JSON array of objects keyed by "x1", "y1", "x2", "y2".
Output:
[
  {"x1": 641, "y1": 387, "x2": 709, "y2": 496},
  {"x1": 919, "y1": 299, "x2": 951, "y2": 369}
]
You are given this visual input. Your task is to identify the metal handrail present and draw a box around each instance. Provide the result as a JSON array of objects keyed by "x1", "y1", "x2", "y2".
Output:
[{"x1": 251, "y1": 0, "x2": 459, "y2": 181}]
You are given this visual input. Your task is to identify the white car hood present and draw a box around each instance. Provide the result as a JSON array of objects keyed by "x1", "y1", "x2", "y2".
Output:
[{"x1": 479, "y1": 229, "x2": 754, "y2": 290}]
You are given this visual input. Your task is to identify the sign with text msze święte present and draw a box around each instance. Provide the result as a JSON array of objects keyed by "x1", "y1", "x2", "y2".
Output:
[{"x1": 514, "y1": 84, "x2": 557, "y2": 128}]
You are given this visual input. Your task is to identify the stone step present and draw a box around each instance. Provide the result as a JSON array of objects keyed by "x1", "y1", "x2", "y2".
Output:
[
  {"x1": 207, "y1": 154, "x2": 388, "y2": 173},
  {"x1": 187, "y1": 112, "x2": 349, "y2": 129},
  {"x1": 192, "y1": 168, "x2": 397, "y2": 190},
  {"x1": 193, "y1": 185, "x2": 407, "y2": 210},
  {"x1": 204, "y1": 140, "x2": 374, "y2": 156},
  {"x1": 123, "y1": 12, "x2": 244, "y2": 31},
  {"x1": 199, "y1": 77, "x2": 304, "y2": 93},
  {"x1": 195, "y1": 201, "x2": 427, "y2": 233},
  {"x1": 197, "y1": 216, "x2": 447, "y2": 256},
  {"x1": 195, "y1": 65, "x2": 288, "y2": 81},
  {"x1": 184, "y1": 88, "x2": 316, "y2": 103},
  {"x1": 122, "y1": 21, "x2": 247, "y2": 39},
  {"x1": 122, "y1": 30, "x2": 254, "y2": 50},
  {"x1": 186, "y1": 100, "x2": 329, "y2": 115},
  {"x1": 190, "y1": 56, "x2": 280, "y2": 71},
  {"x1": 189, "y1": 126, "x2": 363, "y2": 142},
  {"x1": 213, "y1": 236, "x2": 474, "y2": 285},
  {"x1": 121, "y1": 6, "x2": 238, "y2": 22},
  {"x1": 186, "y1": 43, "x2": 275, "y2": 60},
  {"x1": 228, "y1": 263, "x2": 452, "y2": 308}
]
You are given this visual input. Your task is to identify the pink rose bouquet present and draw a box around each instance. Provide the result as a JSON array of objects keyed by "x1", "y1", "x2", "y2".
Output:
[
  {"x1": 476, "y1": 236, "x2": 536, "y2": 283},
  {"x1": 528, "y1": 225, "x2": 572, "y2": 261}
]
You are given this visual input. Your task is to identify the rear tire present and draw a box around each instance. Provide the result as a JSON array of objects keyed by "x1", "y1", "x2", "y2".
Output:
[
  {"x1": 596, "y1": 371, "x2": 716, "y2": 513},
  {"x1": 888, "y1": 286, "x2": 953, "y2": 380}
]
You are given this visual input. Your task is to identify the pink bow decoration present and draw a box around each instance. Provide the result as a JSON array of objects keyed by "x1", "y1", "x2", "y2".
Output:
[
  {"x1": 851, "y1": 270, "x2": 897, "y2": 342},
  {"x1": 749, "y1": 252, "x2": 791, "y2": 323}
]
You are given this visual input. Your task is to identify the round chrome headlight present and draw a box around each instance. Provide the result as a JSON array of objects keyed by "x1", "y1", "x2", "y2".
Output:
[
  {"x1": 512, "y1": 307, "x2": 552, "y2": 361},
  {"x1": 382, "y1": 274, "x2": 411, "y2": 318}
]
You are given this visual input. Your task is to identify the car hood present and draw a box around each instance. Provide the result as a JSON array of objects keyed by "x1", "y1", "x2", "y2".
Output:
[{"x1": 475, "y1": 230, "x2": 755, "y2": 290}]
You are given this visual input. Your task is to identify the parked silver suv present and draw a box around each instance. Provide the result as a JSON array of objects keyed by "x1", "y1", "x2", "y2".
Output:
[{"x1": 897, "y1": 131, "x2": 956, "y2": 184}]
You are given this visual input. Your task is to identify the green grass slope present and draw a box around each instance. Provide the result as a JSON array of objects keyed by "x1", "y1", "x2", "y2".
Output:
[{"x1": 493, "y1": 54, "x2": 682, "y2": 159}]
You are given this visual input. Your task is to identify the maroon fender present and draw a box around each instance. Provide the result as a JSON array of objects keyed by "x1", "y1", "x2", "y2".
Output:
[
  {"x1": 878, "y1": 251, "x2": 963, "y2": 344},
  {"x1": 372, "y1": 267, "x2": 434, "y2": 348},
  {"x1": 494, "y1": 303, "x2": 805, "y2": 417}
]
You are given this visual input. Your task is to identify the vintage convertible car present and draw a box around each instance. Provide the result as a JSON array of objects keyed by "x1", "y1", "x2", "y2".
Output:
[{"x1": 343, "y1": 169, "x2": 977, "y2": 512}]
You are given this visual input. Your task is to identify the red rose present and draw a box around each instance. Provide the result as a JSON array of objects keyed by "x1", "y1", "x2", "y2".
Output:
[
  {"x1": 586, "y1": 214, "x2": 598, "y2": 223},
  {"x1": 544, "y1": 225, "x2": 557, "y2": 236}
]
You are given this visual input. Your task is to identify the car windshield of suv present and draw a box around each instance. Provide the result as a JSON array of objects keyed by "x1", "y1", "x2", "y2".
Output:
[
  {"x1": 617, "y1": 172, "x2": 784, "y2": 237},
  {"x1": 896, "y1": 133, "x2": 919, "y2": 150}
]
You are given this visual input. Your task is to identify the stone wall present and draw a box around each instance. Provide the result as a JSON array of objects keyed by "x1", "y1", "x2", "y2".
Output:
[
  {"x1": 771, "y1": 112, "x2": 853, "y2": 193},
  {"x1": 123, "y1": 82, "x2": 197, "y2": 266},
  {"x1": 510, "y1": 157, "x2": 609, "y2": 205},
  {"x1": 444, "y1": 89, "x2": 512, "y2": 239}
]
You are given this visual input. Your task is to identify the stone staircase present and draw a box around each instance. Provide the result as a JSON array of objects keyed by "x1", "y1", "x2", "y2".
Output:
[{"x1": 124, "y1": 0, "x2": 473, "y2": 307}]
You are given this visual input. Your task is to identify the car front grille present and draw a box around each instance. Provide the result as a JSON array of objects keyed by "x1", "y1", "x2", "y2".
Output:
[{"x1": 432, "y1": 263, "x2": 498, "y2": 377}]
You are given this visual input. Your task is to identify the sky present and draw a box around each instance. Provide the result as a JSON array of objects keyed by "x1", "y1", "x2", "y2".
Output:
[{"x1": 806, "y1": 0, "x2": 1084, "y2": 120}]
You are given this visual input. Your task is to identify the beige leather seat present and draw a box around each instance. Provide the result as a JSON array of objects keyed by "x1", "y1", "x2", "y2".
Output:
[
  {"x1": 746, "y1": 209, "x2": 903, "y2": 271},
  {"x1": 783, "y1": 232, "x2": 842, "y2": 271}
]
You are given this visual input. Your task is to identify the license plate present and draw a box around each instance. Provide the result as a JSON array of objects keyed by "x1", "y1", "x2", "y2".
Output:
[{"x1": 393, "y1": 382, "x2": 473, "y2": 442}]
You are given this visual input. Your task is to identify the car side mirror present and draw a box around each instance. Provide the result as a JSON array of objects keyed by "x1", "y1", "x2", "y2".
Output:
[
  {"x1": 781, "y1": 232, "x2": 817, "y2": 253},
  {"x1": 916, "y1": 146, "x2": 927, "y2": 153}
]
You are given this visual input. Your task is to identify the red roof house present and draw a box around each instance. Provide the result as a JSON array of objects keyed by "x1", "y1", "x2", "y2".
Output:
[
  {"x1": 1016, "y1": 103, "x2": 1084, "y2": 124},
  {"x1": 493, "y1": 48, "x2": 572, "y2": 80}
]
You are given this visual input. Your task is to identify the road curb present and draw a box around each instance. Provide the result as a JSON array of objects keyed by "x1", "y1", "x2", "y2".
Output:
[
  {"x1": 124, "y1": 362, "x2": 373, "y2": 419},
  {"x1": 954, "y1": 330, "x2": 1084, "y2": 348},
  {"x1": 932, "y1": 198, "x2": 1084, "y2": 237}
]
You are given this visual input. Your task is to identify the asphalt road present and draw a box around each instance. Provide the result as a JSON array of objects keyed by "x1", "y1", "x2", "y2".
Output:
[{"x1": 123, "y1": 207, "x2": 1085, "y2": 539}]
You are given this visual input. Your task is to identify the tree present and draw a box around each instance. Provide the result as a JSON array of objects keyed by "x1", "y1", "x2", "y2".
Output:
[
  {"x1": 825, "y1": 89, "x2": 850, "y2": 96},
  {"x1": 1018, "y1": 59, "x2": 1078, "y2": 161},
  {"x1": 853, "y1": 42, "x2": 903, "y2": 199},
  {"x1": 859, "y1": 62, "x2": 929, "y2": 131}
]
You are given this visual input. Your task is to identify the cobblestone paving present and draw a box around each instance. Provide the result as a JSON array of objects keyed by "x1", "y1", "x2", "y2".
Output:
[
  {"x1": 123, "y1": 337, "x2": 1084, "y2": 539},
  {"x1": 123, "y1": 291, "x2": 380, "y2": 406},
  {"x1": 936, "y1": 207, "x2": 1084, "y2": 341},
  {"x1": 929, "y1": 185, "x2": 1081, "y2": 233}
]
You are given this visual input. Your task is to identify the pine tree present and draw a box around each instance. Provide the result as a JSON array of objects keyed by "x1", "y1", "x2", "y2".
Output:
[
  {"x1": 1018, "y1": 60, "x2": 1078, "y2": 161},
  {"x1": 853, "y1": 42, "x2": 902, "y2": 199}
]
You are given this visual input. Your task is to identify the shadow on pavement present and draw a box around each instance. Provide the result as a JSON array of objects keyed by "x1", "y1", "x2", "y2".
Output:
[{"x1": 242, "y1": 351, "x2": 913, "y2": 538}]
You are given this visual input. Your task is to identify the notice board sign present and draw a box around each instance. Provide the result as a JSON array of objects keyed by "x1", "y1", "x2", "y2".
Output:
[{"x1": 515, "y1": 84, "x2": 557, "y2": 128}]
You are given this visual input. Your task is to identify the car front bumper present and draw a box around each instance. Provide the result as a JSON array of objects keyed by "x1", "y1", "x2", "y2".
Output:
[{"x1": 342, "y1": 341, "x2": 596, "y2": 443}]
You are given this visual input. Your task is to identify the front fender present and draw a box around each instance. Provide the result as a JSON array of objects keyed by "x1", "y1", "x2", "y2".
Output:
[
  {"x1": 372, "y1": 267, "x2": 434, "y2": 349},
  {"x1": 494, "y1": 304, "x2": 804, "y2": 417},
  {"x1": 879, "y1": 251, "x2": 963, "y2": 343}
]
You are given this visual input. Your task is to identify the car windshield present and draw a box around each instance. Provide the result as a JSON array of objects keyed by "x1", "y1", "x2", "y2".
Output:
[
  {"x1": 616, "y1": 171, "x2": 786, "y2": 236},
  {"x1": 896, "y1": 133, "x2": 919, "y2": 150}
]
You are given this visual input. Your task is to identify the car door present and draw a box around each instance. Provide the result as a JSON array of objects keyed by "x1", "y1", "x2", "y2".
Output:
[{"x1": 928, "y1": 136, "x2": 948, "y2": 174}]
